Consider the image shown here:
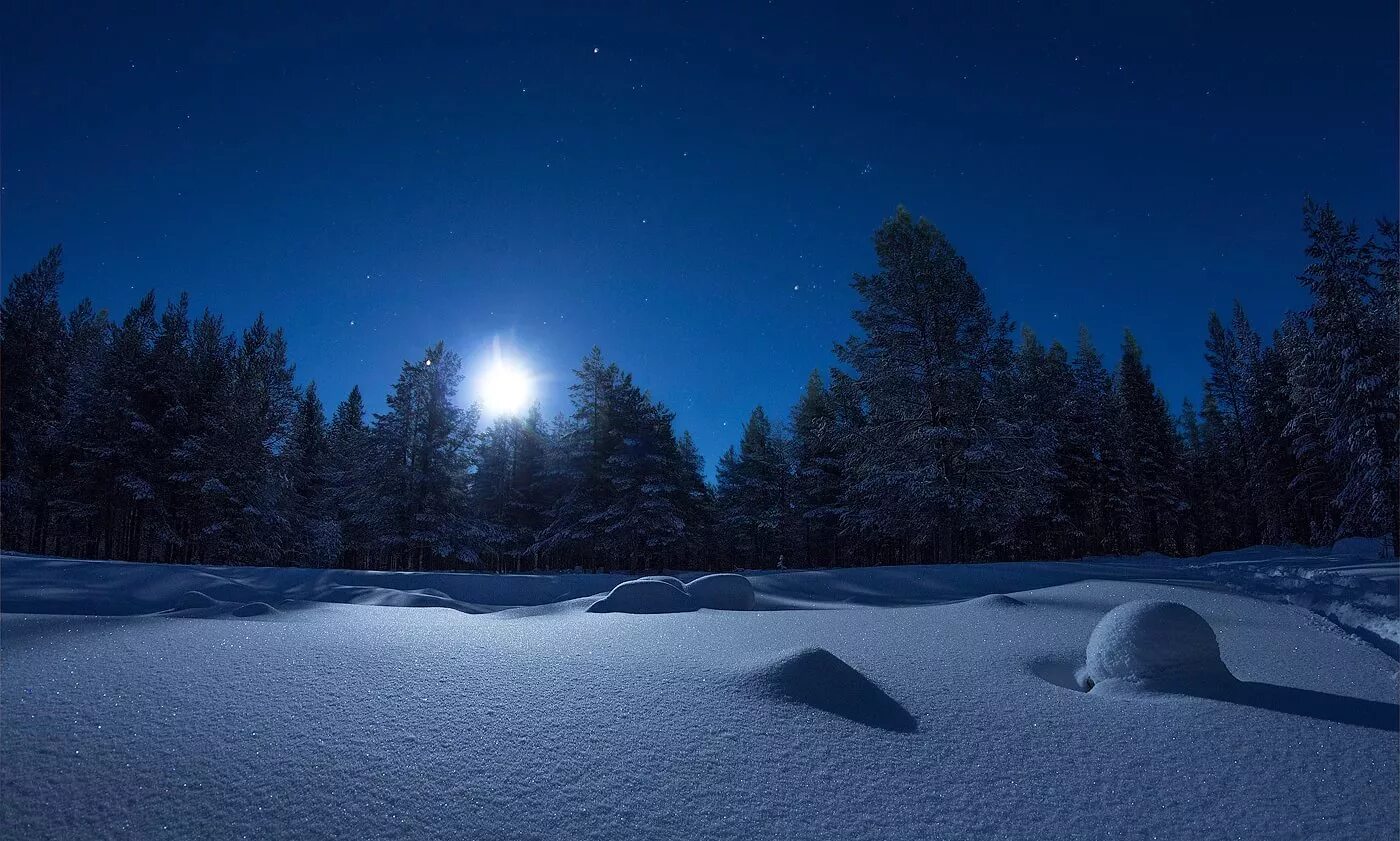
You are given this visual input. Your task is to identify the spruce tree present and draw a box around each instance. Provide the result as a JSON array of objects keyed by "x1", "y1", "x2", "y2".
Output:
[
  {"x1": 1292, "y1": 200, "x2": 1395, "y2": 543},
  {"x1": 1116, "y1": 331, "x2": 1185, "y2": 553},
  {"x1": 0, "y1": 246, "x2": 70, "y2": 552},
  {"x1": 834, "y1": 207, "x2": 1010, "y2": 561},
  {"x1": 716, "y1": 406, "x2": 791, "y2": 567},
  {"x1": 789, "y1": 370, "x2": 844, "y2": 566},
  {"x1": 326, "y1": 386, "x2": 372, "y2": 567},
  {"x1": 285, "y1": 382, "x2": 340, "y2": 565},
  {"x1": 367, "y1": 343, "x2": 482, "y2": 570}
]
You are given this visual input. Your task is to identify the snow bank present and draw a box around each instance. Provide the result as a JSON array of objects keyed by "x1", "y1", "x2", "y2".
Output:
[
  {"x1": 685, "y1": 573, "x2": 755, "y2": 610},
  {"x1": 1080, "y1": 600, "x2": 1231, "y2": 690},
  {"x1": 742, "y1": 647, "x2": 917, "y2": 732},
  {"x1": 1330, "y1": 536, "x2": 1391, "y2": 558},
  {"x1": 963, "y1": 594, "x2": 1026, "y2": 609},
  {"x1": 584, "y1": 574, "x2": 756, "y2": 614},
  {"x1": 586, "y1": 578, "x2": 696, "y2": 614},
  {"x1": 3, "y1": 553, "x2": 1397, "y2": 841}
]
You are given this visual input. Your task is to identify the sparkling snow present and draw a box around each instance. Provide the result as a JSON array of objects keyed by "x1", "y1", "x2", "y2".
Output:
[{"x1": 1, "y1": 543, "x2": 1396, "y2": 840}]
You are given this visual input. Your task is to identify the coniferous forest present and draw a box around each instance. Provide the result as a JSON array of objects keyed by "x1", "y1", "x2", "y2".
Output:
[{"x1": 2, "y1": 201, "x2": 1395, "y2": 572}]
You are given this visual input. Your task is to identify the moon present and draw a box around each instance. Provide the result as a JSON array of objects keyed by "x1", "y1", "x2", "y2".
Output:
[{"x1": 478, "y1": 345, "x2": 533, "y2": 416}]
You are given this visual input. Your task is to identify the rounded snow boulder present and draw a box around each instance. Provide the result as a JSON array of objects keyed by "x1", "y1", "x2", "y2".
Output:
[
  {"x1": 685, "y1": 573, "x2": 755, "y2": 611},
  {"x1": 1080, "y1": 600, "x2": 1230, "y2": 690},
  {"x1": 587, "y1": 578, "x2": 697, "y2": 614}
]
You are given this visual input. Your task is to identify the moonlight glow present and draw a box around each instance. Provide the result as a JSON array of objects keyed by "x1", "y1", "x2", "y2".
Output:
[{"x1": 477, "y1": 343, "x2": 533, "y2": 416}]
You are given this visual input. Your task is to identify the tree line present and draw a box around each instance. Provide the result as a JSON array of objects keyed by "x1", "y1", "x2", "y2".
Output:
[{"x1": 2, "y1": 200, "x2": 1394, "y2": 571}]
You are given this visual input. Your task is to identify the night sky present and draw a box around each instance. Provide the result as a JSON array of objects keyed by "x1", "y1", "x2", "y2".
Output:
[{"x1": 4, "y1": 1, "x2": 1396, "y2": 474}]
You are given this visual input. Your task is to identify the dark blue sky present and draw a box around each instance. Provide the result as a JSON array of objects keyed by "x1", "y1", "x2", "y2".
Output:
[{"x1": 4, "y1": 1, "x2": 1396, "y2": 474}]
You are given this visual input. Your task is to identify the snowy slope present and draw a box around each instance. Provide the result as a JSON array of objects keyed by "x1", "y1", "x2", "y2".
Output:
[{"x1": 2, "y1": 546, "x2": 1396, "y2": 840}]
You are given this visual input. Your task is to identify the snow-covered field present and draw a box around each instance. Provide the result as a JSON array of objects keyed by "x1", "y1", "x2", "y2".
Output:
[{"x1": 2, "y1": 543, "x2": 1396, "y2": 840}]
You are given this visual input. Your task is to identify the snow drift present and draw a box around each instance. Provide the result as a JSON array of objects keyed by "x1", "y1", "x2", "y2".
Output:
[
  {"x1": 2, "y1": 546, "x2": 1397, "y2": 841},
  {"x1": 587, "y1": 577, "x2": 696, "y2": 614},
  {"x1": 586, "y1": 572, "x2": 756, "y2": 614},
  {"x1": 742, "y1": 647, "x2": 917, "y2": 732}
]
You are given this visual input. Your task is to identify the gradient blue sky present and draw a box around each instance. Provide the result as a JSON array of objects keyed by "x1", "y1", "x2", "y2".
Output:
[{"x1": 4, "y1": 0, "x2": 1396, "y2": 473}]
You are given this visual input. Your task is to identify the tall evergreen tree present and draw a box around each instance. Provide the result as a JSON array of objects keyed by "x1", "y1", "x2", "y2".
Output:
[
  {"x1": 0, "y1": 246, "x2": 70, "y2": 551},
  {"x1": 1290, "y1": 200, "x2": 1396, "y2": 544},
  {"x1": 285, "y1": 382, "x2": 340, "y2": 565},
  {"x1": 219, "y1": 314, "x2": 297, "y2": 563},
  {"x1": 789, "y1": 371, "x2": 845, "y2": 566},
  {"x1": 716, "y1": 406, "x2": 791, "y2": 567},
  {"x1": 834, "y1": 207, "x2": 1012, "y2": 561},
  {"x1": 1201, "y1": 305, "x2": 1263, "y2": 545},
  {"x1": 1062, "y1": 327, "x2": 1128, "y2": 556},
  {"x1": 326, "y1": 385, "x2": 372, "y2": 568},
  {"x1": 366, "y1": 343, "x2": 482, "y2": 570},
  {"x1": 50, "y1": 298, "x2": 111, "y2": 557},
  {"x1": 997, "y1": 330, "x2": 1071, "y2": 559},
  {"x1": 1116, "y1": 331, "x2": 1185, "y2": 553}
]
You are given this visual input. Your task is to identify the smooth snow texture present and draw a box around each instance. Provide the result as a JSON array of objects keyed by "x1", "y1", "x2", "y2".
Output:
[
  {"x1": 587, "y1": 577, "x2": 696, "y2": 613},
  {"x1": 1081, "y1": 600, "x2": 1231, "y2": 690},
  {"x1": 585, "y1": 572, "x2": 755, "y2": 614},
  {"x1": 742, "y1": 646, "x2": 917, "y2": 732},
  {"x1": 684, "y1": 573, "x2": 756, "y2": 610},
  {"x1": 1, "y1": 545, "x2": 1397, "y2": 841}
]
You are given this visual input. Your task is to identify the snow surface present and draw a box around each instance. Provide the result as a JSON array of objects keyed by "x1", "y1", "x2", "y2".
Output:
[
  {"x1": 685, "y1": 573, "x2": 756, "y2": 610},
  {"x1": 587, "y1": 576, "x2": 696, "y2": 614},
  {"x1": 2, "y1": 543, "x2": 1396, "y2": 840}
]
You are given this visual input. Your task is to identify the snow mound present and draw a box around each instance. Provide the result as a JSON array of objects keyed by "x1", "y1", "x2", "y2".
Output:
[
  {"x1": 1330, "y1": 536, "x2": 1390, "y2": 558},
  {"x1": 173, "y1": 590, "x2": 218, "y2": 611},
  {"x1": 1081, "y1": 600, "x2": 1231, "y2": 690},
  {"x1": 232, "y1": 601, "x2": 277, "y2": 617},
  {"x1": 684, "y1": 573, "x2": 755, "y2": 610},
  {"x1": 744, "y1": 647, "x2": 917, "y2": 732},
  {"x1": 637, "y1": 575, "x2": 687, "y2": 590},
  {"x1": 965, "y1": 594, "x2": 1026, "y2": 609},
  {"x1": 587, "y1": 578, "x2": 696, "y2": 614}
]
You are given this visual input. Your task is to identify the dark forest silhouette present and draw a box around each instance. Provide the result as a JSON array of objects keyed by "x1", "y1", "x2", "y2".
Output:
[{"x1": 2, "y1": 202, "x2": 1394, "y2": 571}]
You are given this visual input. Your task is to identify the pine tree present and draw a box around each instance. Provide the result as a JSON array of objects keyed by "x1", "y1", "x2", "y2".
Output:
[
  {"x1": 326, "y1": 386, "x2": 372, "y2": 567},
  {"x1": 673, "y1": 430, "x2": 715, "y2": 568},
  {"x1": 789, "y1": 371, "x2": 844, "y2": 566},
  {"x1": 716, "y1": 406, "x2": 791, "y2": 567},
  {"x1": 285, "y1": 383, "x2": 340, "y2": 565},
  {"x1": 1116, "y1": 331, "x2": 1185, "y2": 553},
  {"x1": 1063, "y1": 327, "x2": 1127, "y2": 556},
  {"x1": 85, "y1": 292, "x2": 162, "y2": 560},
  {"x1": 1291, "y1": 200, "x2": 1395, "y2": 543},
  {"x1": 50, "y1": 299, "x2": 111, "y2": 557},
  {"x1": 1202, "y1": 304, "x2": 1263, "y2": 544},
  {"x1": 533, "y1": 348, "x2": 703, "y2": 570},
  {"x1": 367, "y1": 343, "x2": 482, "y2": 570},
  {"x1": 0, "y1": 246, "x2": 70, "y2": 552},
  {"x1": 147, "y1": 294, "x2": 193, "y2": 560},
  {"x1": 472, "y1": 407, "x2": 553, "y2": 570},
  {"x1": 996, "y1": 330, "x2": 1071, "y2": 559},
  {"x1": 220, "y1": 314, "x2": 297, "y2": 563},
  {"x1": 834, "y1": 207, "x2": 1011, "y2": 561},
  {"x1": 167, "y1": 310, "x2": 239, "y2": 562},
  {"x1": 1277, "y1": 313, "x2": 1340, "y2": 543}
]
